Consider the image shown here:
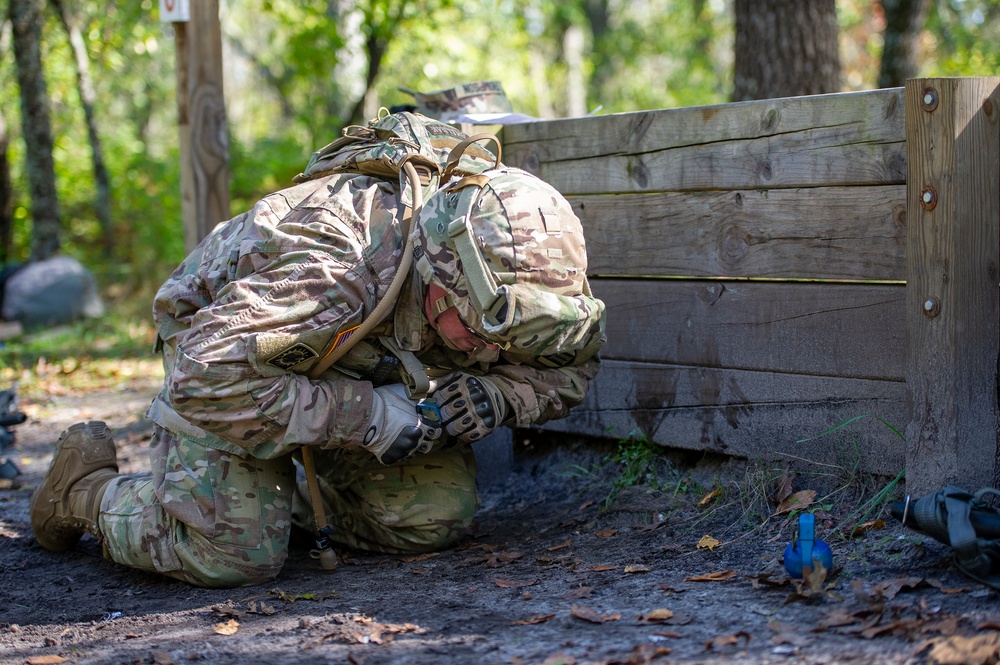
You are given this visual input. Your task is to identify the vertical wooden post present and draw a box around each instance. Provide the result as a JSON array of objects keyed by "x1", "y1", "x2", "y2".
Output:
[
  {"x1": 904, "y1": 78, "x2": 1000, "y2": 495},
  {"x1": 172, "y1": 0, "x2": 230, "y2": 251}
]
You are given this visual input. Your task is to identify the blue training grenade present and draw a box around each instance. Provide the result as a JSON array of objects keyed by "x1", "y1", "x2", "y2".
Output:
[{"x1": 784, "y1": 513, "x2": 833, "y2": 578}]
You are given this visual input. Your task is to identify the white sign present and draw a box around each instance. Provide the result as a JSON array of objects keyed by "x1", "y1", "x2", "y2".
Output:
[{"x1": 159, "y1": 0, "x2": 190, "y2": 22}]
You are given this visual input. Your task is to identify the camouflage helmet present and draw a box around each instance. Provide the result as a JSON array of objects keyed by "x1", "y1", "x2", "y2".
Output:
[
  {"x1": 413, "y1": 167, "x2": 606, "y2": 367},
  {"x1": 400, "y1": 81, "x2": 513, "y2": 124}
]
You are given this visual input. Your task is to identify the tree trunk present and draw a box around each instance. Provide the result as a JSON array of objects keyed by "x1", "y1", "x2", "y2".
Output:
[
  {"x1": 0, "y1": 112, "x2": 13, "y2": 264},
  {"x1": 732, "y1": 0, "x2": 841, "y2": 102},
  {"x1": 52, "y1": 0, "x2": 114, "y2": 253},
  {"x1": 563, "y1": 23, "x2": 587, "y2": 117},
  {"x1": 878, "y1": 0, "x2": 930, "y2": 88},
  {"x1": 9, "y1": 0, "x2": 60, "y2": 260}
]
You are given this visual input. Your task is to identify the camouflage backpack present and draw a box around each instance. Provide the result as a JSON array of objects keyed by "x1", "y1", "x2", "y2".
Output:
[{"x1": 294, "y1": 111, "x2": 501, "y2": 210}]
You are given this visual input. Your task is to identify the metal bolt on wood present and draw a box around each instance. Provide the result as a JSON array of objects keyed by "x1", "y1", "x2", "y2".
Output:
[
  {"x1": 920, "y1": 187, "x2": 937, "y2": 211},
  {"x1": 922, "y1": 88, "x2": 938, "y2": 112},
  {"x1": 923, "y1": 297, "x2": 940, "y2": 318}
]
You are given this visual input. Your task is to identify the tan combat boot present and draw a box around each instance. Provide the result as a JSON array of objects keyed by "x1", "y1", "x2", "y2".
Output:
[{"x1": 30, "y1": 421, "x2": 119, "y2": 552}]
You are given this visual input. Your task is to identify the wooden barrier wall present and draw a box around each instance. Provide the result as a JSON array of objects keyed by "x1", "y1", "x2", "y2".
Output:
[{"x1": 502, "y1": 78, "x2": 1000, "y2": 494}]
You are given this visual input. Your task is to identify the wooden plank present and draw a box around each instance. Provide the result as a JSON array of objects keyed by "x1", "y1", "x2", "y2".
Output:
[
  {"x1": 503, "y1": 89, "x2": 906, "y2": 194},
  {"x1": 174, "y1": 0, "x2": 230, "y2": 251},
  {"x1": 593, "y1": 280, "x2": 906, "y2": 381},
  {"x1": 576, "y1": 185, "x2": 907, "y2": 280},
  {"x1": 537, "y1": 360, "x2": 907, "y2": 477},
  {"x1": 904, "y1": 78, "x2": 1000, "y2": 494}
]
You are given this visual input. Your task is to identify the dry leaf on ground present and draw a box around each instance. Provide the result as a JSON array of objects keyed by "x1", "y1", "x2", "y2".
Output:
[
  {"x1": 696, "y1": 535, "x2": 720, "y2": 551},
  {"x1": 570, "y1": 605, "x2": 622, "y2": 624},
  {"x1": 637, "y1": 608, "x2": 674, "y2": 623},
  {"x1": 213, "y1": 619, "x2": 240, "y2": 636},
  {"x1": 923, "y1": 632, "x2": 1000, "y2": 665},
  {"x1": 27, "y1": 657, "x2": 68, "y2": 665},
  {"x1": 494, "y1": 577, "x2": 539, "y2": 588},
  {"x1": 776, "y1": 489, "x2": 816, "y2": 514},
  {"x1": 547, "y1": 539, "x2": 572, "y2": 551},
  {"x1": 705, "y1": 630, "x2": 751, "y2": 651},
  {"x1": 685, "y1": 570, "x2": 737, "y2": 582},
  {"x1": 624, "y1": 564, "x2": 650, "y2": 574},
  {"x1": 595, "y1": 529, "x2": 618, "y2": 537},
  {"x1": 698, "y1": 487, "x2": 722, "y2": 509}
]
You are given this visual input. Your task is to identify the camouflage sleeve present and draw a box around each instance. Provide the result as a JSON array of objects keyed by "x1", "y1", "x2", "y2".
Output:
[
  {"x1": 160, "y1": 175, "x2": 409, "y2": 459},
  {"x1": 485, "y1": 356, "x2": 600, "y2": 427},
  {"x1": 165, "y1": 247, "x2": 376, "y2": 459}
]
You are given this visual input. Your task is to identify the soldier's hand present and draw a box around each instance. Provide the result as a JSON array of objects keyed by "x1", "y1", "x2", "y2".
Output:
[
  {"x1": 434, "y1": 373, "x2": 508, "y2": 443},
  {"x1": 364, "y1": 385, "x2": 443, "y2": 465}
]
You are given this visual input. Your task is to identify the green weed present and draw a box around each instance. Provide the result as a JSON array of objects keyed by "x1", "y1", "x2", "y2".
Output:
[{"x1": 602, "y1": 430, "x2": 678, "y2": 507}]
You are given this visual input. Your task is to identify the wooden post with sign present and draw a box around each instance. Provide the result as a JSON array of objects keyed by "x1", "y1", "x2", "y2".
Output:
[
  {"x1": 904, "y1": 78, "x2": 1000, "y2": 495},
  {"x1": 161, "y1": 0, "x2": 230, "y2": 251}
]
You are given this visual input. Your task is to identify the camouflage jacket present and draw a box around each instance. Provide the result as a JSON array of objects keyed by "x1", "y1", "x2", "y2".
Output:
[{"x1": 147, "y1": 173, "x2": 599, "y2": 460}]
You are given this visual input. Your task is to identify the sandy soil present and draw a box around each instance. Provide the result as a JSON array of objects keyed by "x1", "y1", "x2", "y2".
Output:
[{"x1": 1, "y1": 372, "x2": 998, "y2": 665}]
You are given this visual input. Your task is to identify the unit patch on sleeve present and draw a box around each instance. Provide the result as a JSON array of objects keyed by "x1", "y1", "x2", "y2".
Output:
[{"x1": 266, "y1": 343, "x2": 319, "y2": 370}]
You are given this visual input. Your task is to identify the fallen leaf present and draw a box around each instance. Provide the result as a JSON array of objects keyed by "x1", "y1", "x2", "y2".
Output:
[
  {"x1": 27, "y1": 657, "x2": 68, "y2": 665},
  {"x1": 624, "y1": 564, "x2": 650, "y2": 574},
  {"x1": 547, "y1": 539, "x2": 572, "y2": 551},
  {"x1": 705, "y1": 630, "x2": 751, "y2": 651},
  {"x1": 512, "y1": 614, "x2": 556, "y2": 626},
  {"x1": 411, "y1": 567, "x2": 431, "y2": 575},
  {"x1": 570, "y1": 605, "x2": 621, "y2": 624},
  {"x1": 653, "y1": 630, "x2": 682, "y2": 639},
  {"x1": 540, "y1": 653, "x2": 577, "y2": 665},
  {"x1": 595, "y1": 529, "x2": 618, "y2": 537},
  {"x1": 850, "y1": 519, "x2": 886, "y2": 538},
  {"x1": 697, "y1": 487, "x2": 722, "y2": 509},
  {"x1": 696, "y1": 535, "x2": 720, "y2": 551},
  {"x1": 498, "y1": 551, "x2": 525, "y2": 562},
  {"x1": 924, "y1": 633, "x2": 1000, "y2": 665},
  {"x1": 494, "y1": 578, "x2": 539, "y2": 589},
  {"x1": 590, "y1": 565, "x2": 617, "y2": 572},
  {"x1": 776, "y1": 489, "x2": 816, "y2": 514},
  {"x1": 749, "y1": 574, "x2": 792, "y2": 589},
  {"x1": 871, "y1": 576, "x2": 924, "y2": 601},
  {"x1": 685, "y1": 570, "x2": 737, "y2": 582},
  {"x1": 214, "y1": 619, "x2": 240, "y2": 636},
  {"x1": 637, "y1": 608, "x2": 674, "y2": 623},
  {"x1": 771, "y1": 474, "x2": 794, "y2": 506},
  {"x1": 579, "y1": 500, "x2": 595, "y2": 511}
]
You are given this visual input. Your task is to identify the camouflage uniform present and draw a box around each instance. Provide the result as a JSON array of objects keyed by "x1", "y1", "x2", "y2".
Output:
[{"x1": 97, "y1": 169, "x2": 602, "y2": 587}]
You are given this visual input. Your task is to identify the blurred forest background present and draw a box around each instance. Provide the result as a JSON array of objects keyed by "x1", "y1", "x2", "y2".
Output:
[{"x1": 1, "y1": 0, "x2": 998, "y2": 324}]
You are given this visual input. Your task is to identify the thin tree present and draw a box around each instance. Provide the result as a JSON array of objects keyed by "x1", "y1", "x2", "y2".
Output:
[
  {"x1": 0, "y1": 111, "x2": 12, "y2": 265},
  {"x1": 9, "y1": 0, "x2": 60, "y2": 260},
  {"x1": 52, "y1": 0, "x2": 113, "y2": 253},
  {"x1": 878, "y1": 0, "x2": 930, "y2": 88},
  {"x1": 732, "y1": 0, "x2": 841, "y2": 102}
]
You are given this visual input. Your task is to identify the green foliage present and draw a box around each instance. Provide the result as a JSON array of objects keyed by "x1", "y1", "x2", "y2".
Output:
[
  {"x1": 2, "y1": 0, "x2": 999, "y2": 308},
  {"x1": 603, "y1": 430, "x2": 677, "y2": 507}
]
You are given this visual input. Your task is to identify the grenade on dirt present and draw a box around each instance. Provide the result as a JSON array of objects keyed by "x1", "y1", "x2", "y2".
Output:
[{"x1": 784, "y1": 513, "x2": 833, "y2": 578}]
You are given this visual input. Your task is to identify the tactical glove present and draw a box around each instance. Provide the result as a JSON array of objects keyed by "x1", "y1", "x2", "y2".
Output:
[
  {"x1": 435, "y1": 373, "x2": 508, "y2": 443},
  {"x1": 364, "y1": 385, "x2": 443, "y2": 465}
]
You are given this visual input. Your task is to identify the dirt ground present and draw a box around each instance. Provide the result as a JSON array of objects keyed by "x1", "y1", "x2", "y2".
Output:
[{"x1": 1, "y1": 369, "x2": 998, "y2": 665}]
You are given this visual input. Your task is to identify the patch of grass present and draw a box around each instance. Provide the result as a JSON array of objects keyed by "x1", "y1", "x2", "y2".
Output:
[
  {"x1": 603, "y1": 430, "x2": 680, "y2": 507},
  {"x1": 0, "y1": 301, "x2": 159, "y2": 401}
]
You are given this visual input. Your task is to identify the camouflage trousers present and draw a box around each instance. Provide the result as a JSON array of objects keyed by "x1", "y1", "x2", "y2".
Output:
[{"x1": 99, "y1": 426, "x2": 479, "y2": 588}]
